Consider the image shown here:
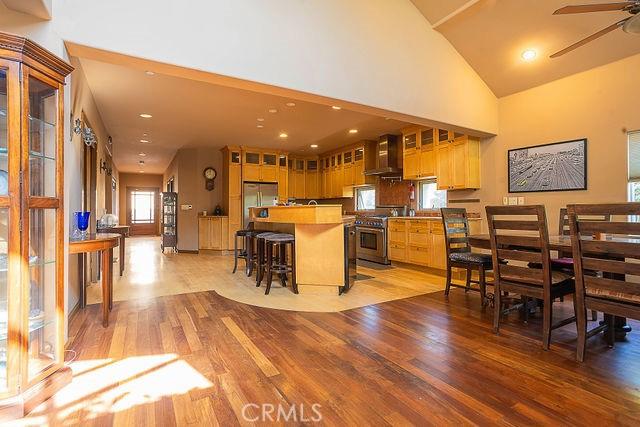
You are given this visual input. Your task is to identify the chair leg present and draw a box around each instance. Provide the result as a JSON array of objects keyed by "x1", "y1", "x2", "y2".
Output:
[
  {"x1": 232, "y1": 235, "x2": 238, "y2": 274},
  {"x1": 493, "y1": 283, "x2": 501, "y2": 334},
  {"x1": 605, "y1": 314, "x2": 615, "y2": 348},
  {"x1": 278, "y1": 243, "x2": 287, "y2": 287},
  {"x1": 542, "y1": 296, "x2": 552, "y2": 350},
  {"x1": 256, "y1": 239, "x2": 263, "y2": 287},
  {"x1": 444, "y1": 263, "x2": 452, "y2": 297},
  {"x1": 291, "y1": 240, "x2": 298, "y2": 294},
  {"x1": 575, "y1": 294, "x2": 587, "y2": 362},
  {"x1": 522, "y1": 296, "x2": 529, "y2": 324},
  {"x1": 465, "y1": 267, "x2": 471, "y2": 292},
  {"x1": 591, "y1": 310, "x2": 598, "y2": 322},
  {"x1": 265, "y1": 242, "x2": 273, "y2": 295},
  {"x1": 479, "y1": 265, "x2": 487, "y2": 309},
  {"x1": 245, "y1": 236, "x2": 252, "y2": 276}
]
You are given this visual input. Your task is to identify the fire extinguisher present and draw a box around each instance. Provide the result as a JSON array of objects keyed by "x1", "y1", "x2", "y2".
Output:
[{"x1": 409, "y1": 182, "x2": 415, "y2": 201}]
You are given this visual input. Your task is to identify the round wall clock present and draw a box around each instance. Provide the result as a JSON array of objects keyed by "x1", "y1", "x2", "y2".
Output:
[{"x1": 203, "y1": 167, "x2": 217, "y2": 191}]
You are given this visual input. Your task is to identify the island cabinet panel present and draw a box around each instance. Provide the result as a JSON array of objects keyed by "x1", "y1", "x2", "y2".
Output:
[{"x1": 388, "y1": 219, "x2": 407, "y2": 262}]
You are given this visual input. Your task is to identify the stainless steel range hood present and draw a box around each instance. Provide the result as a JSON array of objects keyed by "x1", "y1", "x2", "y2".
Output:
[{"x1": 364, "y1": 134, "x2": 402, "y2": 177}]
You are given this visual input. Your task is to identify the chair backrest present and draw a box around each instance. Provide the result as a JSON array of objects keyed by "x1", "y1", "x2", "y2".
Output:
[
  {"x1": 568, "y1": 203, "x2": 640, "y2": 306},
  {"x1": 440, "y1": 208, "x2": 471, "y2": 258},
  {"x1": 559, "y1": 207, "x2": 610, "y2": 236},
  {"x1": 485, "y1": 205, "x2": 552, "y2": 290}
]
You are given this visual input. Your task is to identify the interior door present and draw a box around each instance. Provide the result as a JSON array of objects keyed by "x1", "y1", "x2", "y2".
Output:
[{"x1": 127, "y1": 187, "x2": 160, "y2": 235}]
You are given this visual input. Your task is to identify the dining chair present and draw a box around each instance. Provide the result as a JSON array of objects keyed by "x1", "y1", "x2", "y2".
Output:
[
  {"x1": 486, "y1": 205, "x2": 576, "y2": 350},
  {"x1": 568, "y1": 202, "x2": 640, "y2": 362},
  {"x1": 556, "y1": 208, "x2": 611, "y2": 321},
  {"x1": 441, "y1": 208, "x2": 493, "y2": 307}
]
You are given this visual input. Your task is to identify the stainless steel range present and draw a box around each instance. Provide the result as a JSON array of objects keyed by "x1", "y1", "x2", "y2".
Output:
[{"x1": 355, "y1": 215, "x2": 389, "y2": 265}]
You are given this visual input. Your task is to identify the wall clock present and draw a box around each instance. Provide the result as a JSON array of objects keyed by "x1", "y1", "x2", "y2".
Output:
[{"x1": 203, "y1": 167, "x2": 217, "y2": 191}]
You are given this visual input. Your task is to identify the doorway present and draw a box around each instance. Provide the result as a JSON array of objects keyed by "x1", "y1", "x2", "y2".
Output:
[{"x1": 126, "y1": 186, "x2": 160, "y2": 235}]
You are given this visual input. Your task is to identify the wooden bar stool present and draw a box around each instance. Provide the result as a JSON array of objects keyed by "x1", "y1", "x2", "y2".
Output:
[
  {"x1": 263, "y1": 234, "x2": 298, "y2": 295},
  {"x1": 255, "y1": 232, "x2": 278, "y2": 287}
]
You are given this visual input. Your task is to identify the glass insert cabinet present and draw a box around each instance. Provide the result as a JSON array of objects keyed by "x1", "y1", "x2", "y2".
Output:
[{"x1": 0, "y1": 32, "x2": 73, "y2": 417}]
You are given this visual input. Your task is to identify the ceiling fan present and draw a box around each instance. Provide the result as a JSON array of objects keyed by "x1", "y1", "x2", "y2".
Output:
[{"x1": 550, "y1": 1, "x2": 640, "y2": 58}]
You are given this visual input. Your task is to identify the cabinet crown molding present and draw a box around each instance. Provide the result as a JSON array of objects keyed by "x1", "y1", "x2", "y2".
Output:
[{"x1": 0, "y1": 31, "x2": 74, "y2": 82}]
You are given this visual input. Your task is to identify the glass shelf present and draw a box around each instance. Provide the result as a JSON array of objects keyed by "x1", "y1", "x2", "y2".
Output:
[
  {"x1": 28, "y1": 115, "x2": 55, "y2": 129},
  {"x1": 29, "y1": 151, "x2": 55, "y2": 161}
]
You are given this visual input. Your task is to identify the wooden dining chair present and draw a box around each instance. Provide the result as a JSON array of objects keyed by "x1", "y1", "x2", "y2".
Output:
[
  {"x1": 441, "y1": 208, "x2": 493, "y2": 306},
  {"x1": 486, "y1": 205, "x2": 576, "y2": 350},
  {"x1": 568, "y1": 203, "x2": 640, "y2": 362},
  {"x1": 556, "y1": 208, "x2": 610, "y2": 321}
]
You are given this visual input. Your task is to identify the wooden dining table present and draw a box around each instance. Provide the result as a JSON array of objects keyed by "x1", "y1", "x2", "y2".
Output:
[
  {"x1": 69, "y1": 233, "x2": 120, "y2": 327},
  {"x1": 468, "y1": 233, "x2": 632, "y2": 340}
]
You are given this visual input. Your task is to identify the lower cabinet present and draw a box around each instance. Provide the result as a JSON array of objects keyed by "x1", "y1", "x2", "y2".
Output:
[
  {"x1": 199, "y1": 216, "x2": 229, "y2": 250},
  {"x1": 387, "y1": 218, "x2": 480, "y2": 270}
]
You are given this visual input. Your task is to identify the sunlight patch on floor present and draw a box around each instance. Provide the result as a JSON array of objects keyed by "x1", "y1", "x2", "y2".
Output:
[{"x1": 23, "y1": 354, "x2": 212, "y2": 425}]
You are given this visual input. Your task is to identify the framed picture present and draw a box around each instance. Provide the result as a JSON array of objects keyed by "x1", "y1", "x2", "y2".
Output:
[{"x1": 508, "y1": 138, "x2": 587, "y2": 193}]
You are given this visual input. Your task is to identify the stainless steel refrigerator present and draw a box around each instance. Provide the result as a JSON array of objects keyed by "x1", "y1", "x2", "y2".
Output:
[{"x1": 243, "y1": 182, "x2": 279, "y2": 227}]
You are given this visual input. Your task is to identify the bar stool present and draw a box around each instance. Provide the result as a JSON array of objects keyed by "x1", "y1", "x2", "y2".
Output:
[
  {"x1": 263, "y1": 234, "x2": 298, "y2": 295},
  {"x1": 232, "y1": 223, "x2": 263, "y2": 275},
  {"x1": 255, "y1": 232, "x2": 278, "y2": 286}
]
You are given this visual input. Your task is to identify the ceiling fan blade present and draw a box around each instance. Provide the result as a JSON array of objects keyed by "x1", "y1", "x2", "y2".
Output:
[
  {"x1": 550, "y1": 18, "x2": 629, "y2": 57},
  {"x1": 553, "y1": 2, "x2": 635, "y2": 14}
]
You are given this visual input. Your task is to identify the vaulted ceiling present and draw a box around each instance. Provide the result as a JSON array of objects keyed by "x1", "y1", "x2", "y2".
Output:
[{"x1": 411, "y1": 0, "x2": 640, "y2": 96}]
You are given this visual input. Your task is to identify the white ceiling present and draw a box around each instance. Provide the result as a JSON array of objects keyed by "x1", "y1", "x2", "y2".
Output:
[
  {"x1": 78, "y1": 58, "x2": 411, "y2": 174},
  {"x1": 412, "y1": 0, "x2": 640, "y2": 96}
]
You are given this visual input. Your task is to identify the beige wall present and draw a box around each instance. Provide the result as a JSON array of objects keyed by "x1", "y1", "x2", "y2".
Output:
[
  {"x1": 455, "y1": 53, "x2": 640, "y2": 233},
  {"x1": 162, "y1": 148, "x2": 223, "y2": 251},
  {"x1": 118, "y1": 173, "x2": 164, "y2": 231}
]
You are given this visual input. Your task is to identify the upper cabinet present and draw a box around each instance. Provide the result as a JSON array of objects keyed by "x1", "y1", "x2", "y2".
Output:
[
  {"x1": 241, "y1": 148, "x2": 282, "y2": 183},
  {"x1": 403, "y1": 126, "x2": 481, "y2": 190}
]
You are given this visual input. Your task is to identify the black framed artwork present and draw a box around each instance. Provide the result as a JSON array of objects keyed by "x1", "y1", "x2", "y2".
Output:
[{"x1": 508, "y1": 138, "x2": 587, "y2": 193}]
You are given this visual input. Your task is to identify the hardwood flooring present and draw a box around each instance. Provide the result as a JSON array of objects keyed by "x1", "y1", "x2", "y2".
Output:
[{"x1": 23, "y1": 286, "x2": 640, "y2": 425}]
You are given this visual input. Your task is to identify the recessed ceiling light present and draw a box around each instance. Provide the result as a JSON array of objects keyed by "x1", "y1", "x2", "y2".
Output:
[
  {"x1": 348, "y1": 129, "x2": 358, "y2": 134},
  {"x1": 257, "y1": 117, "x2": 265, "y2": 122},
  {"x1": 279, "y1": 132, "x2": 288, "y2": 138},
  {"x1": 145, "y1": 71, "x2": 155, "y2": 76},
  {"x1": 256, "y1": 124, "x2": 264, "y2": 128},
  {"x1": 139, "y1": 113, "x2": 152, "y2": 118},
  {"x1": 143, "y1": 133, "x2": 148, "y2": 136},
  {"x1": 139, "y1": 152, "x2": 146, "y2": 156},
  {"x1": 268, "y1": 108, "x2": 278, "y2": 113},
  {"x1": 310, "y1": 144, "x2": 318, "y2": 148},
  {"x1": 285, "y1": 102, "x2": 296, "y2": 107},
  {"x1": 521, "y1": 49, "x2": 537, "y2": 62},
  {"x1": 331, "y1": 106, "x2": 342, "y2": 110},
  {"x1": 140, "y1": 139, "x2": 150, "y2": 143},
  {"x1": 139, "y1": 170, "x2": 144, "y2": 173}
]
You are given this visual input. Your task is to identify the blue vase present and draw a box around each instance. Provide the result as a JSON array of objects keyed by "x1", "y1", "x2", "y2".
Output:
[{"x1": 74, "y1": 211, "x2": 90, "y2": 237}]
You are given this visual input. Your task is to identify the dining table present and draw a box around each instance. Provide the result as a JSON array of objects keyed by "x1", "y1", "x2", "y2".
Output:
[
  {"x1": 69, "y1": 233, "x2": 120, "y2": 327},
  {"x1": 468, "y1": 233, "x2": 632, "y2": 341}
]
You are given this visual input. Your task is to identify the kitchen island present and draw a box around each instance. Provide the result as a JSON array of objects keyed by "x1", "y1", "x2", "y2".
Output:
[{"x1": 249, "y1": 205, "x2": 345, "y2": 294}]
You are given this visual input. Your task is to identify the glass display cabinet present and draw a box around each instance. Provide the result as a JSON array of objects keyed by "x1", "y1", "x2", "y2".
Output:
[
  {"x1": 161, "y1": 192, "x2": 178, "y2": 253},
  {"x1": 0, "y1": 32, "x2": 73, "y2": 418}
]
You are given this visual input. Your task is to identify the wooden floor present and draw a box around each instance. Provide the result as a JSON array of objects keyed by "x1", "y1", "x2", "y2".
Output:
[{"x1": 23, "y1": 286, "x2": 640, "y2": 425}]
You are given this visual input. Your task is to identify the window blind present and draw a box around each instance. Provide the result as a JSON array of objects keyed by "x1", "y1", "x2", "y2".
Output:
[{"x1": 629, "y1": 131, "x2": 640, "y2": 181}]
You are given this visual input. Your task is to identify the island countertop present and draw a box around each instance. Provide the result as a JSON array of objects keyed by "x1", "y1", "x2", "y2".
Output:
[{"x1": 250, "y1": 204, "x2": 343, "y2": 225}]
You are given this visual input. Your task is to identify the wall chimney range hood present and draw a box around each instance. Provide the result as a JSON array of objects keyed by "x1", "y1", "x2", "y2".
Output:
[{"x1": 364, "y1": 134, "x2": 402, "y2": 177}]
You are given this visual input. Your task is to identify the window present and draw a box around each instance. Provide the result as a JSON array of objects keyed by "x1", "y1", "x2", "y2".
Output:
[
  {"x1": 356, "y1": 187, "x2": 375, "y2": 211},
  {"x1": 419, "y1": 180, "x2": 447, "y2": 210},
  {"x1": 131, "y1": 190, "x2": 155, "y2": 223},
  {"x1": 628, "y1": 130, "x2": 640, "y2": 201}
]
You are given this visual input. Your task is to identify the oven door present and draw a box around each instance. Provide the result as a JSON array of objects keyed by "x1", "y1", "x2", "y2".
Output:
[{"x1": 356, "y1": 226, "x2": 386, "y2": 261}]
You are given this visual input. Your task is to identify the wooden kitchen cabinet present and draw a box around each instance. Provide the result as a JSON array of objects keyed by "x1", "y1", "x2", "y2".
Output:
[
  {"x1": 403, "y1": 127, "x2": 436, "y2": 180},
  {"x1": 305, "y1": 159, "x2": 320, "y2": 199},
  {"x1": 199, "y1": 216, "x2": 229, "y2": 250},
  {"x1": 388, "y1": 219, "x2": 407, "y2": 262},
  {"x1": 222, "y1": 147, "x2": 243, "y2": 249},
  {"x1": 243, "y1": 150, "x2": 261, "y2": 181},
  {"x1": 429, "y1": 223, "x2": 447, "y2": 270},
  {"x1": 278, "y1": 154, "x2": 288, "y2": 202},
  {"x1": 436, "y1": 137, "x2": 480, "y2": 190},
  {"x1": 261, "y1": 152, "x2": 278, "y2": 182}
]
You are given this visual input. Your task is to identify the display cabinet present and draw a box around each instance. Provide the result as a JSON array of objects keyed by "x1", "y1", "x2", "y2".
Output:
[
  {"x1": 161, "y1": 192, "x2": 178, "y2": 253},
  {"x1": 0, "y1": 32, "x2": 73, "y2": 418}
]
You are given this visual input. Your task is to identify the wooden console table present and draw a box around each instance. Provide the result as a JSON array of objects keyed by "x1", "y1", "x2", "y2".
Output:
[
  {"x1": 97, "y1": 225, "x2": 130, "y2": 276},
  {"x1": 70, "y1": 233, "x2": 120, "y2": 327}
]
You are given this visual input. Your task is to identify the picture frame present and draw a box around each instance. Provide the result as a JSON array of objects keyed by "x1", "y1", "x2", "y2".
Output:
[{"x1": 508, "y1": 138, "x2": 587, "y2": 193}]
